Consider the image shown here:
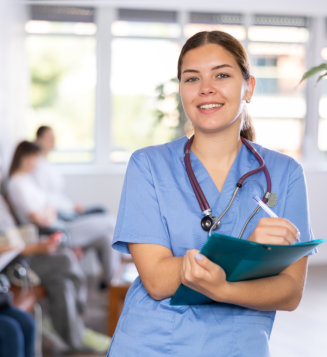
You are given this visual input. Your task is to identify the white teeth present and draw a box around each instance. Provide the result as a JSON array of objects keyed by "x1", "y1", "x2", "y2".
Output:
[{"x1": 199, "y1": 104, "x2": 222, "y2": 109}]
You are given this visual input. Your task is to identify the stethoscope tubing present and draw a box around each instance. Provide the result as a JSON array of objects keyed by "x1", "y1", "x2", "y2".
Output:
[
  {"x1": 184, "y1": 136, "x2": 210, "y2": 213},
  {"x1": 184, "y1": 135, "x2": 273, "y2": 234},
  {"x1": 240, "y1": 138, "x2": 272, "y2": 202}
]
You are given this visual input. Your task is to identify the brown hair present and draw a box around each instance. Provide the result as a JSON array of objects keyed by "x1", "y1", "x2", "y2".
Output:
[
  {"x1": 177, "y1": 31, "x2": 255, "y2": 141},
  {"x1": 36, "y1": 125, "x2": 51, "y2": 139},
  {"x1": 9, "y1": 141, "x2": 41, "y2": 177}
]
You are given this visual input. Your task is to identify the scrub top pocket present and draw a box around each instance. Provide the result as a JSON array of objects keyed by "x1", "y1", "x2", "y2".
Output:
[
  {"x1": 109, "y1": 308, "x2": 174, "y2": 356},
  {"x1": 232, "y1": 314, "x2": 274, "y2": 357}
]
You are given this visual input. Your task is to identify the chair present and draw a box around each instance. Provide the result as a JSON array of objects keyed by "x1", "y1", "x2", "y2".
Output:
[{"x1": 107, "y1": 256, "x2": 136, "y2": 336}]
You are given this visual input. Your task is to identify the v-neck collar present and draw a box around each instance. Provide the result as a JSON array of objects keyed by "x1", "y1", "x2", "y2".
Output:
[
  {"x1": 179, "y1": 136, "x2": 257, "y2": 211},
  {"x1": 189, "y1": 144, "x2": 244, "y2": 195}
]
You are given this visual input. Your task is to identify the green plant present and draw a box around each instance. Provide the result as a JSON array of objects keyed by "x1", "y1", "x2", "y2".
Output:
[
  {"x1": 300, "y1": 63, "x2": 327, "y2": 83},
  {"x1": 154, "y1": 77, "x2": 187, "y2": 139}
]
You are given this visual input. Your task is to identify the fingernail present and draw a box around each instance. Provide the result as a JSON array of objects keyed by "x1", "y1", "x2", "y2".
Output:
[{"x1": 195, "y1": 253, "x2": 203, "y2": 261}]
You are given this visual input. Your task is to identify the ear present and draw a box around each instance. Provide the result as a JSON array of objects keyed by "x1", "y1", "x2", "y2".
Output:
[{"x1": 244, "y1": 75, "x2": 256, "y2": 102}]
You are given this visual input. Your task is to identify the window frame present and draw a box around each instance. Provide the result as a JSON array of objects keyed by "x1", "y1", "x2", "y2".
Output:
[{"x1": 24, "y1": 6, "x2": 327, "y2": 172}]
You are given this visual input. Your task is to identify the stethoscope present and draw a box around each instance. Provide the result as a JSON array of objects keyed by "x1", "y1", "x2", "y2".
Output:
[{"x1": 184, "y1": 135, "x2": 274, "y2": 238}]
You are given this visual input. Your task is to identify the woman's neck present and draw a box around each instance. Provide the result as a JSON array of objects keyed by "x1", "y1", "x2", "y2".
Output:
[
  {"x1": 191, "y1": 129, "x2": 242, "y2": 166},
  {"x1": 191, "y1": 128, "x2": 242, "y2": 192},
  {"x1": 40, "y1": 149, "x2": 48, "y2": 157}
]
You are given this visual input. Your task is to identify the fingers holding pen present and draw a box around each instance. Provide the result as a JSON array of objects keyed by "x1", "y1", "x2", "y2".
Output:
[{"x1": 249, "y1": 217, "x2": 300, "y2": 245}]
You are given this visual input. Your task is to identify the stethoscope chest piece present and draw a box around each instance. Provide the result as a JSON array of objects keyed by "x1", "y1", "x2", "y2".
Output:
[{"x1": 201, "y1": 215, "x2": 220, "y2": 232}]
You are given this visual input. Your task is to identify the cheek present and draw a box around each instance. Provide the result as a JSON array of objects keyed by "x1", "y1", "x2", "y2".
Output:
[
  {"x1": 180, "y1": 86, "x2": 197, "y2": 108},
  {"x1": 221, "y1": 82, "x2": 241, "y2": 98}
]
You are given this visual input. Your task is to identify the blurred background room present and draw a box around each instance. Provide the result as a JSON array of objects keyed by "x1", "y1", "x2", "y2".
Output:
[{"x1": 1, "y1": 0, "x2": 327, "y2": 356}]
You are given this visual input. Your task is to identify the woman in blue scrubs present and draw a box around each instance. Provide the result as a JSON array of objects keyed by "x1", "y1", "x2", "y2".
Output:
[{"x1": 107, "y1": 31, "x2": 313, "y2": 357}]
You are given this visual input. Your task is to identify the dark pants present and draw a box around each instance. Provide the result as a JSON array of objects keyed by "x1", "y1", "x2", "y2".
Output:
[{"x1": 0, "y1": 305, "x2": 36, "y2": 357}]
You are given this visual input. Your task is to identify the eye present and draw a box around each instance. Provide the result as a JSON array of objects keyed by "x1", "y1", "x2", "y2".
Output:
[
  {"x1": 184, "y1": 76, "x2": 199, "y2": 83},
  {"x1": 216, "y1": 73, "x2": 230, "y2": 79}
]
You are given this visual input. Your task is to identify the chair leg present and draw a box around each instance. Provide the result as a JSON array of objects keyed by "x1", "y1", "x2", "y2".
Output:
[{"x1": 33, "y1": 302, "x2": 43, "y2": 357}]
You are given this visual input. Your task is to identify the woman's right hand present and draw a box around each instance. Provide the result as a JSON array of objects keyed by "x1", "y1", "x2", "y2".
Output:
[
  {"x1": 36, "y1": 237, "x2": 60, "y2": 255},
  {"x1": 248, "y1": 217, "x2": 300, "y2": 245}
]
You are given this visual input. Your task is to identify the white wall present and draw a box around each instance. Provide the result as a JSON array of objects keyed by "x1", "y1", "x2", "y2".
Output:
[
  {"x1": 305, "y1": 171, "x2": 327, "y2": 264},
  {"x1": 0, "y1": 0, "x2": 27, "y2": 173},
  {"x1": 64, "y1": 168, "x2": 327, "y2": 265},
  {"x1": 65, "y1": 171, "x2": 124, "y2": 214}
]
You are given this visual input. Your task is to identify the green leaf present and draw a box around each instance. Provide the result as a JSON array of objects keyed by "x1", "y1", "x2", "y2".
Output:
[{"x1": 300, "y1": 63, "x2": 327, "y2": 82}]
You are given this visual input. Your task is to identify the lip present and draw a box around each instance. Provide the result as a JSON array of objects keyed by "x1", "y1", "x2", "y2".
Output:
[{"x1": 197, "y1": 101, "x2": 224, "y2": 114}]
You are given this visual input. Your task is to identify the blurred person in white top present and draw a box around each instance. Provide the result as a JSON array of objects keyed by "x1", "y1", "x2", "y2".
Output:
[
  {"x1": 34, "y1": 126, "x2": 105, "y2": 218},
  {"x1": 6, "y1": 141, "x2": 114, "y2": 288}
]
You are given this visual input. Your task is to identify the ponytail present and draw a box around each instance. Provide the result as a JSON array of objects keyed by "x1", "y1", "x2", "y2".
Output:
[{"x1": 240, "y1": 107, "x2": 255, "y2": 141}]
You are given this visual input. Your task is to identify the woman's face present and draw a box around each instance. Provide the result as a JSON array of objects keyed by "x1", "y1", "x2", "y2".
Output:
[
  {"x1": 179, "y1": 43, "x2": 255, "y2": 135},
  {"x1": 39, "y1": 129, "x2": 55, "y2": 153},
  {"x1": 22, "y1": 154, "x2": 40, "y2": 173}
]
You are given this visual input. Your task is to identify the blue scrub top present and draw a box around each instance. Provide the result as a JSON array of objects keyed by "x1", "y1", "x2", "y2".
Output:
[{"x1": 107, "y1": 137, "x2": 314, "y2": 357}]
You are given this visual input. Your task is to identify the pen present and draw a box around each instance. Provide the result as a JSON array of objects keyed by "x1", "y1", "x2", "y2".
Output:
[{"x1": 253, "y1": 195, "x2": 300, "y2": 242}]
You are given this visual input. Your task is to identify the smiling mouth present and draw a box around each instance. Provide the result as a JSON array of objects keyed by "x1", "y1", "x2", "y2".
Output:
[{"x1": 198, "y1": 103, "x2": 224, "y2": 110}]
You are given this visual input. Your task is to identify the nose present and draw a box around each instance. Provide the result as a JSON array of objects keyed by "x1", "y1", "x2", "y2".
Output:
[{"x1": 199, "y1": 79, "x2": 216, "y2": 96}]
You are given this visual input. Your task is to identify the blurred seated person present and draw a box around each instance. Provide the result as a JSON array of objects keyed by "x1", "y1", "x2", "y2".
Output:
[
  {"x1": 0, "y1": 192, "x2": 111, "y2": 353},
  {"x1": 6, "y1": 141, "x2": 114, "y2": 288},
  {"x1": 35, "y1": 125, "x2": 106, "y2": 221},
  {"x1": 0, "y1": 251, "x2": 36, "y2": 357}
]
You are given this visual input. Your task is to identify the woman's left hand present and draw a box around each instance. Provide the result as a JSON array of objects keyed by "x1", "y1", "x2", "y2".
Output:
[
  {"x1": 74, "y1": 203, "x2": 85, "y2": 214},
  {"x1": 181, "y1": 249, "x2": 229, "y2": 302}
]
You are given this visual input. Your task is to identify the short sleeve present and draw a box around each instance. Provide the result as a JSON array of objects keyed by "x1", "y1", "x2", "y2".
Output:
[
  {"x1": 0, "y1": 196, "x2": 16, "y2": 230},
  {"x1": 8, "y1": 178, "x2": 36, "y2": 215},
  {"x1": 283, "y1": 161, "x2": 316, "y2": 254},
  {"x1": 112, "y1": 151, "x2": 171, "y2": 254}
]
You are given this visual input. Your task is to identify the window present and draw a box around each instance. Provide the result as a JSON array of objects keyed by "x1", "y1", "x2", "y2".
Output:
[
  {"x1": 25, "y1": 6, "x2": 96, "y2": 163},
  {"x1": 248, "y1": 15, "x2": 309, "y2": 159},
  {"x1": 185, "y1": 12, "x2": 246, "y2": 41},
  {"x1": 110, "y1": 9, "x2": 180, "y2": 161},
  {"x1": 23, "y1": 7, "x2": 327, "y2": 166}
]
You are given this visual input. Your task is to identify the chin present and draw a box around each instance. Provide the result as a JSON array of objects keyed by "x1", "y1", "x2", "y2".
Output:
[
  {"x1": 193, "y1": 117, "x2": 242, "y2": 136},
  {"x1": 194, "y1": 124, "x2": 231, "y2": 135}
]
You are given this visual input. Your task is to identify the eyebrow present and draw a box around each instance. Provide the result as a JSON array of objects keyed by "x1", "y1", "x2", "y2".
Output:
[{"x1": 182, "y1": 64, "x2": 233, "y2": 75}]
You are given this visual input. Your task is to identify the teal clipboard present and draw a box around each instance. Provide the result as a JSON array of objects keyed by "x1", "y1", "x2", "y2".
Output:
[{"x1": 170, "y1": 234, "x2": 325, "y2": 306}]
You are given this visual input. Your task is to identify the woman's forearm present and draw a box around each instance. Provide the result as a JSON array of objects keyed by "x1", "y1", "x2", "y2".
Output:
[
  {"x1": 182, "y1": 250, "x2": 308, "y2": 312},
  {"x1": 215, "y1": 257, "x2": 308, "y2": 311},
  {"x1": 29, "y1": 211, "x2": 55, "y2": 227},
  {"x1": 129, "y1": 243, "x2": 183, "y2": 300},
  {"x1": 22, "y1": 243, "x2": 42, "y2": 255},
  {"x1": 145, "y1": 256, "x2": 183, "y2": 300},
  {"x1": 0, "y1": 245, "x2": 19, "y2": 253}
]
